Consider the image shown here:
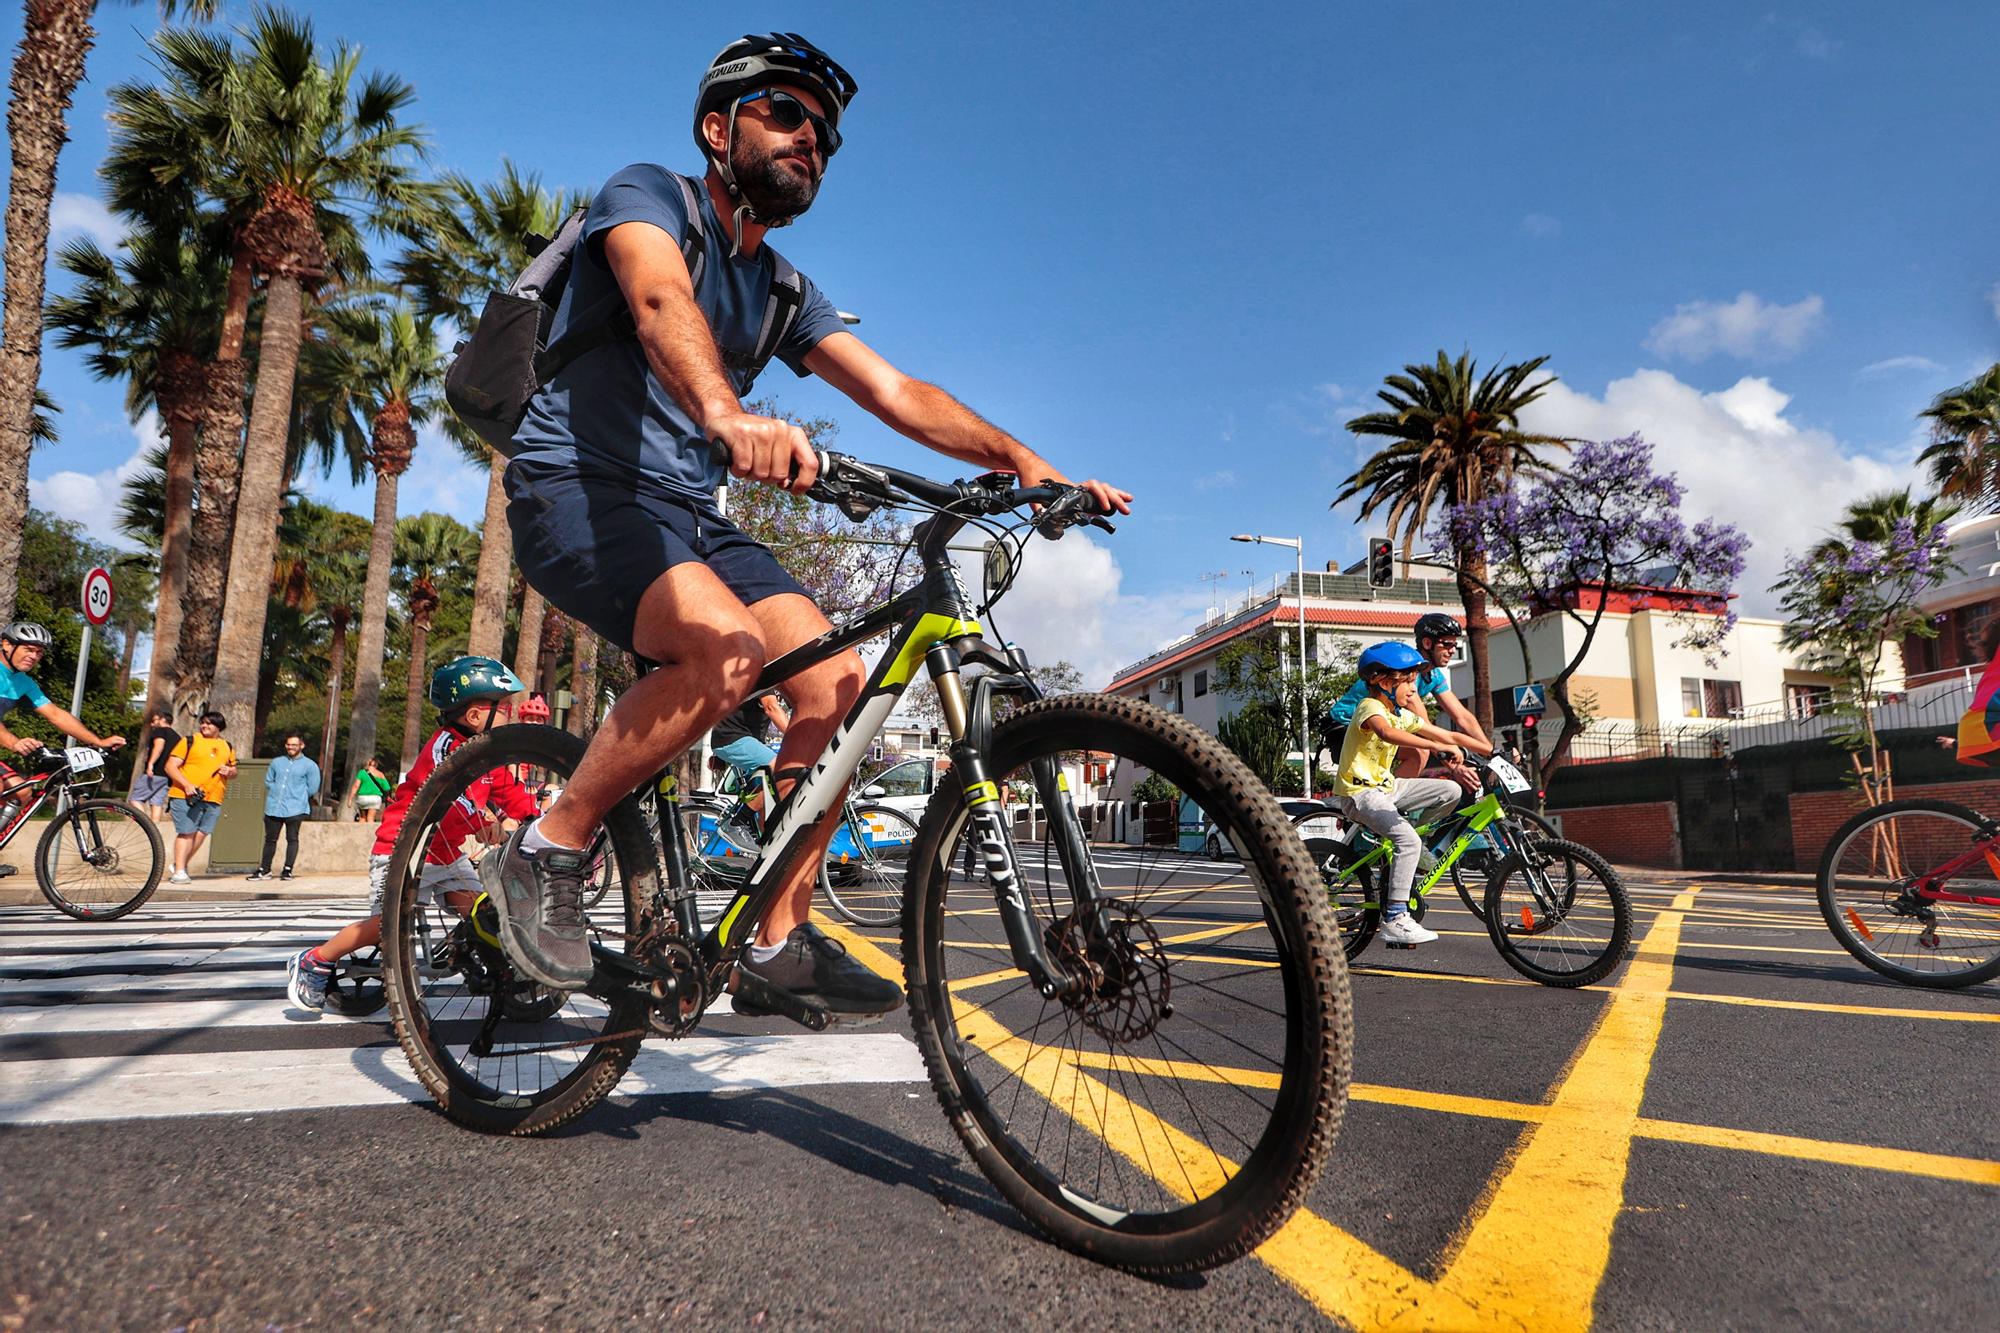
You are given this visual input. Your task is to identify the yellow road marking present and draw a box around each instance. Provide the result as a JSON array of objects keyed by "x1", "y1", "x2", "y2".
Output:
[
  {"x1": 1358, "y1": 963, "x2": 2000, "y2": 1023},
  {"x1": 1633, "y1": 1119, "x2": 2000, "y2": 1187}
]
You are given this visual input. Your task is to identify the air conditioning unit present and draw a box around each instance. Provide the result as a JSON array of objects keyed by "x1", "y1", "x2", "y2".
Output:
[{"x1": 1157, "y1": 677, "x2": 1176, "y2": 692}]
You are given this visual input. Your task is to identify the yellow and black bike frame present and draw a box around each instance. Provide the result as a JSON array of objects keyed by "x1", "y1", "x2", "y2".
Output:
[{"x1": 639, "y1": 508, "x2": 1100, "y2": 1000}]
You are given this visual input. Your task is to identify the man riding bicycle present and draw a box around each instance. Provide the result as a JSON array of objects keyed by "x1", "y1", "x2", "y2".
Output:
[
  {"x1": 0, "y1": 621, "x2": 128, "y2": 878},
  {"x1": 486, "y1": 33, "x2": 1130, "y2": 1015}
]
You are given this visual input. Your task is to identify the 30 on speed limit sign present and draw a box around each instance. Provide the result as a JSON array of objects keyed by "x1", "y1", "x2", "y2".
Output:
[{"x1": 81, "y1": 566, "x2": 114, "y2": 626}]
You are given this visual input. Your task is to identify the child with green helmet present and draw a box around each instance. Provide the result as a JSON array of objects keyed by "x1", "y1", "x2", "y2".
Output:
[{"x1": 286, "y1": 656, "x2": 536, "y2": 1011}]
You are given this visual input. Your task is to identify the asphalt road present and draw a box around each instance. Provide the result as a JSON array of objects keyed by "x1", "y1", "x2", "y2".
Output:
[{"x1": 2, "y1": 856, "x2": 1997, "y2": 1331}]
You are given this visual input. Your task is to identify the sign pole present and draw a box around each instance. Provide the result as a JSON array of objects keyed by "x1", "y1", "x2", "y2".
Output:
[{"x1": 68, "y1": 624, "x2": 92, "y2": 725}]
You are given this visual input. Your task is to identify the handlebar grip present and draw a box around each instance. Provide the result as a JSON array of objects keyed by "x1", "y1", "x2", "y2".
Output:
[{"x1": 708, "y1": 437, "x2": 828, "y2": 487}]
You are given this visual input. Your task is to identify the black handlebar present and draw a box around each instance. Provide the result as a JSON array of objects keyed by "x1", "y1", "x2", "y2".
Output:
[{"x1": 707, "y1": 439, "x2": 1114, "y2": 535}]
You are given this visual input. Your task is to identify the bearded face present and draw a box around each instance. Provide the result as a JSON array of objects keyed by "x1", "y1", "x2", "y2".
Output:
[{"x1": 731, "y1": 133, "x2": 820, "y2": 223}]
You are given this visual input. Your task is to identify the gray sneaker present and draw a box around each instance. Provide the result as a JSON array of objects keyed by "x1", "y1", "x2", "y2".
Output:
[
  {"x1": 480, "y1": 826, "x2": 594, "y2": 991},
  {"x1": 738, "y1": 923, "x2": 903, "y2": 1016}
]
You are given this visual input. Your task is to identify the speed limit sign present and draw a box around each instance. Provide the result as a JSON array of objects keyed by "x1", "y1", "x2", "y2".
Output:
[{"x1": 81, "y1": 566, "x2": 114, "y2": 626}]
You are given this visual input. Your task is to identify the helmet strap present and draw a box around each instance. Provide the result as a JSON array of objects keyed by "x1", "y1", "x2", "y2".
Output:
[{"x1": 712, "y1": 101, "x2": 798, "y2": 257}]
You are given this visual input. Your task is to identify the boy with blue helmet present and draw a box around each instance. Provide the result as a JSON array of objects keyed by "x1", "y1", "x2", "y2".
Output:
[{"x1": 1331, "y1": 641, "x2": 1469, "y2": 947}]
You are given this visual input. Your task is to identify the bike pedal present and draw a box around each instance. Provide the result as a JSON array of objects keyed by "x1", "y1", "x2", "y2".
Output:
[{"x1": 731, "y1": 968, "x2": 835, "y2": 1032}]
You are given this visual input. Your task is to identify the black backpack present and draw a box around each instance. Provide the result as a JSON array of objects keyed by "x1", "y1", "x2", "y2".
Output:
[{"x1": 443, "y1": 169, "x2": 808, "y2": 457}]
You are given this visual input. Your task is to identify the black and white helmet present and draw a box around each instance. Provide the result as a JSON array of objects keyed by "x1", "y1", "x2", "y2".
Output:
[
  {"x1": 1, "y1": 621, "x2": 53, "y2": 648},
  {"x1": 692, "y1": 33, "x2": 857, "y2": 235},
  {"x1": 1414, "y1": 612, "x2": 1464, "y2": 643}
]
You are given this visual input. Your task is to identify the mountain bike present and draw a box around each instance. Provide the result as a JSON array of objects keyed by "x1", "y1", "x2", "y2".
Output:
[
  {"x1": 1307, "y1": 755, "x2": 1631, "y2": 987},
  {"x1": 1816, "y1": 797, "x2": 2000, "y2": 989},
  {"x1": 0, "y1": 743, "x2": 164, "y2": 921},
  {"x1": 379, "y1": 449, "x2": 1351, "y2": 1274}
]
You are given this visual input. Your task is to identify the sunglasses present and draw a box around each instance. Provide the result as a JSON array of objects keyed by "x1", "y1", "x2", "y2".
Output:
[{"x1": 739, "y1": 89, "x2": 841, "y2": 158}]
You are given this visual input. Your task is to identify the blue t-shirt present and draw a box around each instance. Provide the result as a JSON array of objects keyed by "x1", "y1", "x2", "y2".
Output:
[
  {"x1": 1327, "y1": 667, "x2": 1449, "y2": 727},
  {"x1": 0, "y1": 663, "x2": 50, "y2": 716},
  {"x1": 513, "y1": 163, "x2": 848, "y2": 502},
  {"x1": 263, "y1": 753, "x2": 321, "y2": 818}
]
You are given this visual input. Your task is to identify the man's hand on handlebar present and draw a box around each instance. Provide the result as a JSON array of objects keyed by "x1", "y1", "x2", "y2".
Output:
[
  {"x1": 9, "y1": 736, "x2": 45, "y2": 756},
  {"x1": 709, "y1": 411, "x2": 819, "y2": 494},
  {"x1": 1010, "y1": 450, "x2": 1132, "y2": 520}
]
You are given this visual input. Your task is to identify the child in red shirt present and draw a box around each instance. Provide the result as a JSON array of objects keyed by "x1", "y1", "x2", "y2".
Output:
[{"x1": 287, "y1": 656, "x2": 534, "y2": 1012}]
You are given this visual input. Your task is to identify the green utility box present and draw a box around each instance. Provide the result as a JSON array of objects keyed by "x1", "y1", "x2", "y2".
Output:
[{"x1": 204, "y1": 756, "x2": 270, "y2": 870}]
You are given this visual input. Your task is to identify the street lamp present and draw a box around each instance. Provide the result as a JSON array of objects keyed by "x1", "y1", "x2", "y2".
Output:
[{"x1": 1231, "y1": 533, "x2": 1311, "y2": 800}]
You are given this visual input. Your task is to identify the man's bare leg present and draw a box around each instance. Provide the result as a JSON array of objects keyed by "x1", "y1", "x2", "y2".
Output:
[
  {"x1": 741, "y1": 594, "x2": 865, "y2": 946},
  {"x1": 536, "y1": 563, "x2": 767, "y2": 850}
]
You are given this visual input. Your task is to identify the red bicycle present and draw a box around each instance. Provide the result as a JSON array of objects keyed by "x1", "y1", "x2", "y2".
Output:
[
  {"x1": 0, "y1": 744, "x2": 165, "y2": 921},
  {"x1": 1817, "y1": 797, "x2": 2000, "y2": 989}
]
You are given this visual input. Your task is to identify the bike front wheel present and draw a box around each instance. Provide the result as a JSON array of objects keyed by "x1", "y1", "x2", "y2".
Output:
[
  {"x1": 819, "y1": 803, "x2": 918, "y2": 928},
  {"x1": 1483, "y1": 838, "x2": 1631, "y2": 987},
  {"x1": 35, "y1": 798, "x2": 165, "y2": 921},
  {"x1": 1817, "y1": 798, "x2": 2000, "y2": 989},
  {"x1": 902, "y1": 694, "x2": 1350, "y2": 1274}
]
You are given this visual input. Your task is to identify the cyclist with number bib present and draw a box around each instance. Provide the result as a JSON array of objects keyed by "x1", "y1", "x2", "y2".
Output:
[
  {"x1": 0, "y1": 621, "x2": 128, "y2": 878},
  {"x1": 483, "y1": 33, "x2": 1130, "y2": 1013}
]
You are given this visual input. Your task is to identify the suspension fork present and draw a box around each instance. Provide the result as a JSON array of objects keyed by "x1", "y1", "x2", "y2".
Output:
[{"x1": 930, "y1": 644, "x2": 1072, "y2": 999}]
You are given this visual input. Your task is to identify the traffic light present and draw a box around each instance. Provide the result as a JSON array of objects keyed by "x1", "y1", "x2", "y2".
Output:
[
  {"x1": 1366, "y1": 537, "x2": 1395, "y2": 589},
  {"x1": 1521, "y1": 713, "x2": 1538, "y2": 734}
]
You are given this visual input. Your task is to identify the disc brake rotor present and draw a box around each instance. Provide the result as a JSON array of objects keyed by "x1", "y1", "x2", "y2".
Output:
[{"x1": 1045, "y1": 898, "x2": 1172, "y2": 1044}]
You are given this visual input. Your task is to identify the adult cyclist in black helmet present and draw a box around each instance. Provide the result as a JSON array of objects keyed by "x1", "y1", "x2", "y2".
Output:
[
  {"x1": 488, "y1": 34, "x2": 1131, "y2": 1012},
  {"x1": 1324, "y1": 612, "x2": 1489, "y2": 781}
]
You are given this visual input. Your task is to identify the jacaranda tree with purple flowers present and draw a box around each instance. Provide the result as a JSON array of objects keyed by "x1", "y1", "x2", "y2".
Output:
[
  {"x1": 1437, "y1": 435, "x2": 1750, "y2": 775},
  {"x1": 1771, "y1": 489, "x2": 1956, "y2": 799}
]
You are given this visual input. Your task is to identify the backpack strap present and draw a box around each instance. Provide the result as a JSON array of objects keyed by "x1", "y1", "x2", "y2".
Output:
[
  {"x1": 534, "y1": 173, "x2": 709, "y2": 383},
  {"x1": 751, "y1": 248, "x2": 805, "y2": 369}
]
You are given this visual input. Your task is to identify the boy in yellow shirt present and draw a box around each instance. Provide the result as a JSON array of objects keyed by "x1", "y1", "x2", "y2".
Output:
[
  {"x1": 1332, "y1": 642, "x2": 1466, "y2": 947},
  {"x1": 163, "y1": 710, "x2": 239, "y2": 882}
]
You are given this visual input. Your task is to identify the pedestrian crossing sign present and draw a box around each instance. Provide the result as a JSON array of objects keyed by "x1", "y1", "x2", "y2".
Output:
[{"x1": 1512, "y1": 684, "x2": 1547, "y2": 716}]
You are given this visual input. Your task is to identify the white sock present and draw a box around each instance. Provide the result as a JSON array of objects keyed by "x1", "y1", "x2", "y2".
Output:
[
  {"x1": 519, "y1": 818, "x2": 580, "y2": 856},
  {"x1": 748, "y1": 938, "x2": 788, "y2": 963}
]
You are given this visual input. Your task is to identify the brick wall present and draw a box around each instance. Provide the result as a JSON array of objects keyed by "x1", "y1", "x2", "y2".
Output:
[
  {"x1": 1789, "y1": 781, "x2": 2000, "y2": 871},
  {"x1": 1545, "y1": 800, "x2": 1681, "y2": 869}
]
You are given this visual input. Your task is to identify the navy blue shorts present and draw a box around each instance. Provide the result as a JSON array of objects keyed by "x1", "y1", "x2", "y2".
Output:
[{"x1": 504, "y1": 456, "x2": 808, "y2": 654}]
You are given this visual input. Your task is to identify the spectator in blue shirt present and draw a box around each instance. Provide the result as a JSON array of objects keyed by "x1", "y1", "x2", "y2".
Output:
[{"x1": 249, "y1": 732, "x2": 320, "y2": 882}]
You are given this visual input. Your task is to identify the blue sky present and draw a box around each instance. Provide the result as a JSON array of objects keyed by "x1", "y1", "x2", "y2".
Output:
[{"x1": 14, "y1": 2, "x2": 1995, "y2": 687}]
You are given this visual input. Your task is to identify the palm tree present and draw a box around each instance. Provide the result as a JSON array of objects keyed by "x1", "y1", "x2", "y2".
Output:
[
  {"x1": 1335, "y1": 352, "x2": 1569, "y2": 728},
  {"x1": 1830, "y1": 489, "x2": 1961, "y2": 547},
  {"x1": 397, "y1": 163, "x2": 586, "y2": 658},
  {"x1": 309, "y1": 302, "x2": 448, "y2": 809},
  {"x1": 200, "y1": 9, "x2": 442, "y2": 729},
  {"x1": 0, "y1": 0, "x2": 218, "y2": 626},
  {"x1": 1917, "y1": 364, "x2": 2000, "y2": 512},
  {"x1": 254, "y1": 497, "x2": 367, "y2": 748},
  {"x1": 109, "y1": 555, "x2": 158, "y2": 699},
  {"x1": 392, "y1": 512, "x2": 476, "y2": 768},
  {"x1": 44, "y1": 218, "x2": 228, "y2": 729}
]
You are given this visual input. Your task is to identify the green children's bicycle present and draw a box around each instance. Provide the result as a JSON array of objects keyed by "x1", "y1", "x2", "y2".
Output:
[{"x1": 1306, "y1": 755, "x2": 1632, "y2": 987}]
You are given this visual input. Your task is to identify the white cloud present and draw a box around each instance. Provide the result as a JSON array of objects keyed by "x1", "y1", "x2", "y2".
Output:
[
  {"x1": 1521, "y1": 212, "x2": 1560, "y2": 238},
  {"x1": 48, "y1": 192, "x2": 125, "y2": 251},
  {"x1": 26, "y1": 410, "x2": 161, "y2": 547},
  {"x1": 1520, "y1": 370, "x2": 1905, "y2": 616},
  {"x1": 1858, "y1": 354, "x2": 1945, "y2": 377},
  {"x1": 953, "y1": 534, "x2": 1210, "y2": 691},
  {"x1": 1796, "y1": 26, "x2": 1837, "y2": 60},
  {"x1": 1644, "y1": 291, "x2": 1826, "y2": 362}
]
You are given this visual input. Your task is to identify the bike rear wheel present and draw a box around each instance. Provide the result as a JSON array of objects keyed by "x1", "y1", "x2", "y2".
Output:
[
  {"x1": 1483, "y1": 838, "x2": 1631, "y2": 987},
  {"x1": 34, "y1": 798, "x2": 165, "y2": 921},
  {"x1": 381, "y1": 725, "x2": 654, "y2": 1135},
  {"x1": 902, "y1": 695, "x2": 1350, "y2": 1274},
  {"x1": 820, "y1": 803, "x2": 918, "y2": 928},
  {"x1": 1817, "y1": 798, "x2": 2000, "y2": 989},
  {"x1": 1303, "y1": 836, "x2": 1383, "y2": 960}
]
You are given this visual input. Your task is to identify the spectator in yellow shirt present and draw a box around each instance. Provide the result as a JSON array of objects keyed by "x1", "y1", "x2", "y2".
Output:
[{"x1": 163, "y1": 710, "x2": 238, "y2": 883}]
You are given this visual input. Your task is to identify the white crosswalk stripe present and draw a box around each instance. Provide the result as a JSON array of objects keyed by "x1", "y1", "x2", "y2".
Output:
[{"x1": 0, "y1": 896, "x2": 924, "y2": 1127}]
